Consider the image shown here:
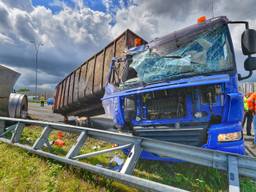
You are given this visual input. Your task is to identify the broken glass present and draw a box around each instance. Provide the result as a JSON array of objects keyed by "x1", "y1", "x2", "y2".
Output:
[
  {"x1": 126, "y1": 26, "x2": 234, "y2": 85},
  {"x1": 102, "y1": 83, "x2": 118, "y2": 119}
]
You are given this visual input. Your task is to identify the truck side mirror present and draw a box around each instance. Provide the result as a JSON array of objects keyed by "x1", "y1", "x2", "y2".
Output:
[
  {"x1": 241, "y1": 29, "x2": 256, "y2": 55},
  {"x1": 244, "y1": 57, "x2": 256, "y2": 71}
]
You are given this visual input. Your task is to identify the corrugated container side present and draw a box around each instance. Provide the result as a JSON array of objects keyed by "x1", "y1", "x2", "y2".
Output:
[
  {"x1": 85, "y1": 58, "x2": 95, "y2": 97},
  {"x1": 68, "y1": 72, "x2": 75, "y2": 105},
  {"x1": 93, "y1": 50, "x2": 104, "y2": 94},
  {"x1": 102, "y1": 43, "x2": 114, "y2": 86},
  {"x1": 60, "y1": 80, "x2": 65, "y2": 109},
  {"x1": 58, "y1": 84, "x2": 63, "y2": 110},
  {"x1": 64, "y1": 76, "x2": 70, "y2": 107},
  {"x1": 78, "y1": 64, "x2": 88, "y2": 100},
  {"x1": 53, "y1": 85, "x2": 60, "y2": 110},
  {"x1": 112, "y1": 33, "x2": 126, "y2": 84},
  {"x1": 54, "y1": 29, "x2": 147, "y2": 116},
  {"x1": 73, "y1": 68, "x2": 81, "y2": 103}
]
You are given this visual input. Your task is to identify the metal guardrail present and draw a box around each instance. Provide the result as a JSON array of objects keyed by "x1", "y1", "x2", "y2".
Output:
[{"x1": 0, "y1": 117, "x2": 255, "y2": 192}]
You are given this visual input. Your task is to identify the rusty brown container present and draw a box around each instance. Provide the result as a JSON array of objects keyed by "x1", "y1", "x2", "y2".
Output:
[{"x1": 53, "y1": 29, "x2": 146, "y2": 117}]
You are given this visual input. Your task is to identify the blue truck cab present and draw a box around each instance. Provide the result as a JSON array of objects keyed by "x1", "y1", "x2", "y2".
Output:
[{"x1": 102, "y1": 16, "x2": 256, "y2": 160}]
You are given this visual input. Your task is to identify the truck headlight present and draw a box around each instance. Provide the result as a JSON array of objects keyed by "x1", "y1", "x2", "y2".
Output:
[
  {"x1": 194, "y1": 111, "x2": 207, "y2": 118},
  {"x1": 218, "y1": 132, "x2": 242, "y2": 142}
]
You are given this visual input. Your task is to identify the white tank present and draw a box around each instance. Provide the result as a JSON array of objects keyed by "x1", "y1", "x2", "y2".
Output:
[{"x1": 0, "y1": 65, "x2": 20, "y2": 116}]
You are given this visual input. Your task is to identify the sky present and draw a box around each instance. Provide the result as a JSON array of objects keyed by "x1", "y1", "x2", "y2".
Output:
[{"x1": 0, "y1": 0, "x2": 256, "y2": 92}]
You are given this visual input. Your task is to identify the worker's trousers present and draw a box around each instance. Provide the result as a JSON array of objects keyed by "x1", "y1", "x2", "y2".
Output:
[
  {"x1": 254, "y1": 115, "x2": 256, "y2": 144},
  {"x1": 243, "y1": 111, "x2": 253, "y2": 135}
]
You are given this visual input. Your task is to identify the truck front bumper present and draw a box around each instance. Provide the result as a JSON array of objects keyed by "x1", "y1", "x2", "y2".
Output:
[{"x1": 125, "y1": 122, "x2": 245, "y2": 161}]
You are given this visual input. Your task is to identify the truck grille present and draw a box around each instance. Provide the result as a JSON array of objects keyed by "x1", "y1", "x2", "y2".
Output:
[
  {"x1": 134, "y1": 127, "x2": 207, "y2": 146},
  {"x1": 144, "y1": 92, "x2": 186, "y2": 120}
]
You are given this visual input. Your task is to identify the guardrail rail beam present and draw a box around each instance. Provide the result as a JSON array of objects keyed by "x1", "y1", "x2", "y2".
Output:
[{"x1": 0, "y1": 117, "x2": 255, "y2": 192}]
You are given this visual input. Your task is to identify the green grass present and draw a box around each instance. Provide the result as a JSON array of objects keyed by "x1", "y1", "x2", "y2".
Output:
[
  {"x1": 0, "y1": 125, "x2": 255, "y2": 192},
  {"x1": 0, "y1": 143, "x2": 133, "y2": 192},
  {"x1": 135, "y1": 161, "x2": 256, "y2": 192}
]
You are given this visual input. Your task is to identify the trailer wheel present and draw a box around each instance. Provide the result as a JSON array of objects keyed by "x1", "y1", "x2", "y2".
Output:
[{"x1": 8, "y1": 93, "x2": 28, "y2": 118}]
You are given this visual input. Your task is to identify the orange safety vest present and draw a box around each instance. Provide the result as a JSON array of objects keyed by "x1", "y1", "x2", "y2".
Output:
[{"x1": 247, "y1": 92, "x2": 256, "y2": 112}]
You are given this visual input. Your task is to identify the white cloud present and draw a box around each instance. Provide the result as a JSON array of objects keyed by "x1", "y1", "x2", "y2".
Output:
[
  {"x1": 1, "y1": 0, "x2": 33, "y2": 12},
  {"x1": 0, "y1": 1, "x2": 113, "y2": 89},
  {"x1": 1, "y1": 0, "x2": 256, "y2": 92},
  {"x1": 103, "y1": 0, "x2": 112, "y2": 12}
]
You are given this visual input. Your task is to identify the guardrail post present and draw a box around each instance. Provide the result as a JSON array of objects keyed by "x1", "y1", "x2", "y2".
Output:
[
  {"x1": 10, "y1": 122, "x2": 24, "y2": 143},
  {"x1": 120, "y1": 139, "x2": 142, "y2": 175},
  {"x1": 0, "y1": 121, "x2": 5, "y2": 135},
  {"x1": 228, "y1": 156, "x2": 240, "y2": 192},
  {"x1": 33, "y1": 125, "x2": 52, "y2": 150},
  {"x1": 66, "y1": 131, "x2": 87, "y2": 159}
]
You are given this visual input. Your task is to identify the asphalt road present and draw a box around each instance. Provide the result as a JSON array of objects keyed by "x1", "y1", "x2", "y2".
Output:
[{"x1": 28, "y1": 102, "x2": 64, "y2": 122}]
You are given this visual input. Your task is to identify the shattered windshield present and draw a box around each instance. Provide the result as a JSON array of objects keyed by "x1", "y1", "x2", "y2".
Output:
[{"x1": 126, "y1": 26, "x2": 234, "y2": 85}]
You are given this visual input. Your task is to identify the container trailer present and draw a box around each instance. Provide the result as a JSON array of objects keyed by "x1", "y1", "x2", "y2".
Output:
[{"x1": 53, "y1": 30, "x2": 146, "y2": 117}]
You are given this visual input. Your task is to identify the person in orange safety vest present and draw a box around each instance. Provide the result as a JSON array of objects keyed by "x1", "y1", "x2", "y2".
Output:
[
  {"x1": 248, "y1": 92, "x2": 256, "y2": 112},
  {"x1": 247, "y1": 92, "x2": 256, "y2": 141}
]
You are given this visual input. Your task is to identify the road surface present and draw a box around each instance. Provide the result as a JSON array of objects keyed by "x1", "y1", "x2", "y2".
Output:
[{"x1": 28, "y1": 102, "x2": 63, "y2": 122}]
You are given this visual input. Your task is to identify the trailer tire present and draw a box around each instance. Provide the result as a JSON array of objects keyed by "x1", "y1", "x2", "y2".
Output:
[{"x1": 8, "y1": 93, "x2": 28, "y2": 118}]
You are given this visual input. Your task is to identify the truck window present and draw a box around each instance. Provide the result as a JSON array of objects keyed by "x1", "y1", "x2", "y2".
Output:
[{"x1": 126, "y1": 26, "x2": 234, "y2": 85}]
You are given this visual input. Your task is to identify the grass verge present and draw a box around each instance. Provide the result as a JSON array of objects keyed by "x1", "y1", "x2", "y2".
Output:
[{"x1": 0, "y1": 125, "x2": 255, "y2": 192}]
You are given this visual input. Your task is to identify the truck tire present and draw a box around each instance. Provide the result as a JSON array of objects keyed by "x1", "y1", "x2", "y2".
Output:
[{"x1": 8, "y1": 93, "x2": 28, "y2": 118}]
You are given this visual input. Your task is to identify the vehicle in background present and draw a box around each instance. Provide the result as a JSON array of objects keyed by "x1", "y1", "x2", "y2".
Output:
[
  {"x1": 0, "y1": 65, "x2": 28, "y2": 118},
  {"x1": 47, "y1": 98, "x2": 54, "y2": 105}
]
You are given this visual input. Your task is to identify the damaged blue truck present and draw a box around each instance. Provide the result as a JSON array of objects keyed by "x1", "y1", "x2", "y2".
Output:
[{"x1": 54, "y1": 16, "x2": 256, "y2": 160}]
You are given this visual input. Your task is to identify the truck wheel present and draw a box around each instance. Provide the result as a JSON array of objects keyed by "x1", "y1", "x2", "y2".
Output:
[{"x1": 8, "y1": 93, "x2": 28, "y2": 118}]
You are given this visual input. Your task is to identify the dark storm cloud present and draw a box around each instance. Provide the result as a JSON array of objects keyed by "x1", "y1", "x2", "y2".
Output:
[
  {"x1": 220, "y1": 0, "x2": 256, "y2": 20},
  {"x1": 1, "y1": 0, "x2": 33, "y2": 12},
  {"x1": 0, "y1": 5, "x2": 10, "y2": 30},
  {"x1": 135, "y1": 0, "x2": 256, "y2": 21},
  {"x1": 14, "y1": 14, "x2": 37, "y2": 42},
  {"x1": 133, "y1": 0, "x2": 215, "y2": 22},
  {"x1": 0, "y1": 39, "x2": 90, "y2": 79},
  {"x1": 0, "y1": 50, "x2": 68, "y2": 77},
  {"x1": 140, "y1": 0, "x2": 194, "y2": 16}
]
